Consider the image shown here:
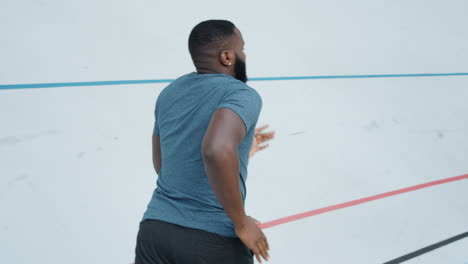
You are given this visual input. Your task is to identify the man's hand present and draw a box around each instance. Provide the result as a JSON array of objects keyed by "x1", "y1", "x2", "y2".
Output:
[
  {"x1": 250, "y1": 124, "x2": 275, "y2": 157},
  {"x1": 235, "y1": 216, "x2": 270, "y2": 263}
]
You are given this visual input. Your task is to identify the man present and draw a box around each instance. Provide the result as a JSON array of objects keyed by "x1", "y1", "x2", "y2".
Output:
[{"x1": 135, "y1": 20, "x2": 275, "y2": 264}]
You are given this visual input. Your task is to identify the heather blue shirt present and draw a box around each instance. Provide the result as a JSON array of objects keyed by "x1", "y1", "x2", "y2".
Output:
[{"x1": 142, "y1": 72, "x2": 262, "y2": 237}]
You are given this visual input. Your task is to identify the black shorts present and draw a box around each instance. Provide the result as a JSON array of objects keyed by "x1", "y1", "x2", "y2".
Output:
[{"x1": 135, "y1": 219, "x2": 253, "y2": 264}]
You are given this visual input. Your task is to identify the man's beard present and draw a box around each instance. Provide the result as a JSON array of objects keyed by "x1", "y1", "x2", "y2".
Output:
[{"x1": 234, "y1": 57, "x2": 248, "y2": 83}]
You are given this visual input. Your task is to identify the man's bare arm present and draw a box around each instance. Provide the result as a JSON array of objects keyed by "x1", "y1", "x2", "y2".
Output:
[
  {"x1": 201, "y1": 107, "x2": 270, "y2": 263},
  {"x1": 201, "y1": 108, "x2": 246, "y2": 226}
]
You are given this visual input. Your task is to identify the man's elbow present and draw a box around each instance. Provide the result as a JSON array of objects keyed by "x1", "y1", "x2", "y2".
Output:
[{"x1": 201, "y1": 142, "x2": 234, "y2": 161}]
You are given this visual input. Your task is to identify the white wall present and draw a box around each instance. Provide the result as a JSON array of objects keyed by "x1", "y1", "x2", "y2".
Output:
[{"x1": 1, "y1": 1, "x2": 467, "y2": 263}]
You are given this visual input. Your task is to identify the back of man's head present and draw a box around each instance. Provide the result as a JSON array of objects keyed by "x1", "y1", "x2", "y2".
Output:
[{"x1": 188, "y1": 20, "x2": 236, "y2": 61}]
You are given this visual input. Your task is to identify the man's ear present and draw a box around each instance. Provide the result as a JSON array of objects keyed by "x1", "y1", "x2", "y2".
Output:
[{"x1": 219, "y1": 50, "x2": 233, "y2": 67}]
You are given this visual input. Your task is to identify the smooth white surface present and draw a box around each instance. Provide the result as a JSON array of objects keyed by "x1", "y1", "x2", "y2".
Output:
[{"x1": 1, "y1": 1, "x2": 467, "y2": 263}]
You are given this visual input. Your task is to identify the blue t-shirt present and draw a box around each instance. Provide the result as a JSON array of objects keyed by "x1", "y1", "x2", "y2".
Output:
[{"x1": 142, "y1": 72, "x2": 262, "y2": 237}]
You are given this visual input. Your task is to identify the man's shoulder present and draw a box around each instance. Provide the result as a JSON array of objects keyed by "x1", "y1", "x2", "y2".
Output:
[
  {"x1": 227, "y1": 80, "x2": 262, "y2": 102},
  {"x1": 220, "y1": 80, "x2": 262, "y2": 113},
  {"x1": 221, "y1": 78, "x2": 260, "y2": 95}
]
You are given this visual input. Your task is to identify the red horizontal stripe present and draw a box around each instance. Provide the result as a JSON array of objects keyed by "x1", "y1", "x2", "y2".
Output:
[{"x1": 259, "y1": 174, "x2": 468, "y2": 229}]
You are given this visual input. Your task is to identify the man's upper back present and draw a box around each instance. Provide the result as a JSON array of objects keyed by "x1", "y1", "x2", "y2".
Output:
[{"x1": 143, "y1": 72, "x2": 262, "y2": 237}]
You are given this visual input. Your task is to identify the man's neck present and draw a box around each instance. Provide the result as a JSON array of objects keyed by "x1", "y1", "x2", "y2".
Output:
[{"x1": 195, "y1": 64, "x2": 232, "y2": 77}]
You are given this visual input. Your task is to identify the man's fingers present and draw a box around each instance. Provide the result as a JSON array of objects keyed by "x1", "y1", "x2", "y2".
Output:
[
  {"x1": 255, "y1": 244, "x2": 266, "y2": 263},
  {"x1": 257, "y1": 130, "x2": 275, "y2": 137},
  {"x1": 255, "y1": 124, "x2": 270, "y2": 133},
  {"x1": 257, "y1": 144, "x2": 269, "y2": 151},
  {"x1": 262, "y1": 131, "x2": 275, "y2": 137},
  {"x1": 257, "y1": 132, "x2": 275, "y2": 143},
  {"x1": 253, "y1": 249, "x2": 262, "y2": 263},
  {"x1": 258, "y1": 239, "x2": 270, "y2": 261},
  {"x1": 264, "y1": 237, "x2": 270, "y2": 251}
]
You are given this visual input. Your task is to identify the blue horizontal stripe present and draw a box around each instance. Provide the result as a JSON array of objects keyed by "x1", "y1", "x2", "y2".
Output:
[{"x1": 1, "y1": 73, "x2": 467, "y2": 90}]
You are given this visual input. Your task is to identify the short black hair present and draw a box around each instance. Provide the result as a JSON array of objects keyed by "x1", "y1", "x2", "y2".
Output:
[{"x1": 188, "y1": 20, "x2": 236, "y2": 59}]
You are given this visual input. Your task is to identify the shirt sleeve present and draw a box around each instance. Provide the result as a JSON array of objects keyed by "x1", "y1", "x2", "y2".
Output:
[{"x1": 217, "y1": 86, "x2": 262, "y2": 132}]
